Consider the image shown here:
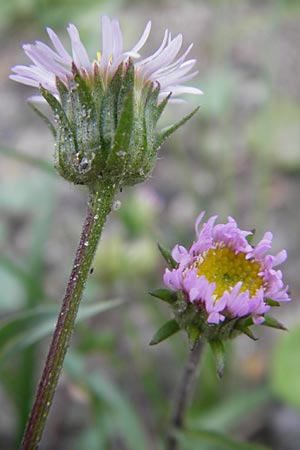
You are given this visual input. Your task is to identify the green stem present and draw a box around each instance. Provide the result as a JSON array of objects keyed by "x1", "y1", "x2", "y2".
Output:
[
  {"x1": 19, "y1": 182, "x2": 118, "y2": 450},
  {"x1": 166, "y1": 340, "x2": 205, "y2": 450}
]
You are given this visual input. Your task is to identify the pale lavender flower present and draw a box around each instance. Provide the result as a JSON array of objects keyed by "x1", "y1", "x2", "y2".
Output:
[
  {"x1": 10, "y1": 15, "x2": 202, "y2": 102},
  {"x1": 164, "y1": 212, "x2": 290, "y2": 325}
]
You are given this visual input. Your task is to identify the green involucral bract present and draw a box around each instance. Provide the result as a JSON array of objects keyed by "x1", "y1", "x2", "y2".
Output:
[{"x1": 40, "y1": 60, "x2": 198, "y2": 189}]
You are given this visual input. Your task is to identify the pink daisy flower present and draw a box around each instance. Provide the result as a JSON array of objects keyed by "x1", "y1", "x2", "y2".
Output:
[
  {"x1": 164, "y1": 212, "x2": 290, "y2": 326},
  {"x1": 10, "y1": 15, "x2": 202, "y2": 102}
]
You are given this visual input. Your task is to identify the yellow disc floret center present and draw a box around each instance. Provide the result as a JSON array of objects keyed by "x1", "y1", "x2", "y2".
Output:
[{"x1": 196, "y1": 247, "x2": 263, "y2": 298}]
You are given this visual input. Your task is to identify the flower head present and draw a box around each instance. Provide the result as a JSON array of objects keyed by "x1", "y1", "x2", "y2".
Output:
[
  {"x1": 164, "y1": 212, "x2": 290, "y2": 327},
  {"x1": 150, "y1": 212, "x2": 290, "y2": 365},
  {"x1": 10, "y1": 15, "x2": 202, "y2": 102},
  {"x1": 10, "y1": 16, "x2": 201, "y2": 187}
]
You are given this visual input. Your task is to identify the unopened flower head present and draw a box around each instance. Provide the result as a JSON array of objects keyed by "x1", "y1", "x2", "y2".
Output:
[
  {"x1": 10, "y1": 17, "x2": 201, "y2": 188},
  {"x1": 159, "y1": 212, "x2": 290, "y2": 344}
]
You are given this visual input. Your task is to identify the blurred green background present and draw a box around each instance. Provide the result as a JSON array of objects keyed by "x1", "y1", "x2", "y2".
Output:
[{"x1": 0, "y1": 0, "x2": 300, "y2": 449}]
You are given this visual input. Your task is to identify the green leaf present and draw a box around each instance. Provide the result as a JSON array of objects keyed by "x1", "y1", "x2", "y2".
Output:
[
  {"x1": 0, "y1": 267, "x2": 25, "y2": 312},
  {"x1": 0, "y1": 299, "x2": 123, "y2": 368},
  {"x1": 149, "y1": 319, "x2": 180, "y2": 345},
  {"x1": 15, "y1": 178, "x2": 56, "y2": 440},
  {"x1": 156, "y1": 106, "x2": 199, "y2": 148},
  {"x1": 209, "y1": 339, "x2": 225, "y2": 378},
  {"x1": 0, "y1": 255, "x2": 39, "y2": 290},
  {"x1": 265, "y1": 298, "x2": 280, "y2": 307},
  {"x1": 145, "y1": 84, "x2": 170, "y2": 124},
  {"x1": 117, "y1": 60, "x2": 135, "y2": 115},
  {"x1": 262, "y1": 314, "x2": 287, "y2": 331},
  {"x1": 157, "y1": 242, "x2": 177, "y2": 269},
  {"x1": 187, "y1": 325, "x2": 201, "y2": 350},
  {"x1": 105, "y1": 62, "x2": 125, "y2": 126},
  {"x1": 28, "y1": 102, "x2": 56, "y2": 137},
  {"x1": 149, "y1": 289, "x2": 177, "y2": 304},
  {"x1": 237, "y1": 316, "x2": 253, "y2": 328},
  {"x1": 245, "y1": 229, "x2": 255, "y2": 245},
  {"x1": 235, "y1": 325, "x2": 258, "y2": 341},
  {"x1": 189, "y1": 387, "x2": 271, "y2": 432},
  {"x1": 72, "y1": 67, "x2": 98, "y2": 147},
  {"x1": 176, "y1": 429, "x2": 271, "y2": 450},
  {"x1": 0, "y1": 308, "x2": 55, "y2": 351},
  {"x1": 105, "y1": 88, "x2": 134, "y2": 175},
  {"x1": 40, "y1": 86, "x2": 78, "y2": 168},
  {"x1": 270, "y1": 326, "x2": 300, "y2": 408},
  {"x1": 40, "y1": 86, "x2": 69, "y2": 129},
  {"x1": 0, "y1": 146, "x2": 55, "y2": 175},
  {"x1": 154, "y1": 91, "x2": 172, "y2": 123},
  {"x1": 65, "y1": 351, "x2": 149, "y2": 450},
  {"x1": 100, "y1": 88, "x2": 118, "y2": 154},
  {"x1": 55, "y1": 76, "x2": 70, "y2": 110}
]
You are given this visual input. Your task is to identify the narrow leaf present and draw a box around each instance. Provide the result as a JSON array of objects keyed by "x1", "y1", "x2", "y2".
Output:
[
  {"x1": 237, "y1": 316, "x2": 253, "y2": 328},
  {"x1": 149, "y1": 289, "x2": 177, "y2": 304},
  {"x1": 117, "y1": 59, "x2": 135, "y2": 116},
  {"x1": 40, "y1": 86, "x2": 69, "y2": 127},
  {"x1": 157, "y1": 242, "x2": 177, "y2": 269},
  {"x1": 65, "y1": 351, "x2": 148, "y2": 450},
  {"x1": 270, "y1": 327, "x2": 300, "y2": 408},
  {"x1": 156, "y1": 106, "x2": 199, "y2": 147},
  {"x1": 187, "y1": 325, "x2": 201, "y2": 350},
  {"x1": 209, "y1": 339, "x2": 225, "y2": 378},
  {"x1": 40, "y1": 86, "x2": 78, "y2": 163},
  {"x1": 154, "y1": 92, "x2": 172, "y2": 122},
  {"x1": 265, "y1": 298, "x2": 280, "y2": 307},
  {"x1": 0, "y1": 307, "x2": 56, "y2": 349},
  {"x1": 0, "y1": 255, "x2": 47, "y2": 289},
  {"x1": 149, "y1": 319, "x2": 180, "y2": 345},
  {"x1": 145, "y1": 82, "x2": 158, "y2": 106},
  {"x1": 55, "y1": 76, "x2": 70, "y2": 110},
  {"x1": 236, "y1": 326, "x2": 258, "y2": 341},
  {"x1": 0, "y1": 299, "x2": 123, "y2": 367},
  {"x1": 189, "y1": 387, "x2": 271, "y2": 432},
  {"x1": 28, "y1": 102, "x2": 56, "y2": 136},
  {"x1": 100, "y1": 67, "x2": 122, "y2": 153},
  {"x1": 69, "y1": 73, "x2": 98, "y2": 157},
  {"x1": 144, "y1": 84, "x2": 169, "y2": 124},
  {"x1": 177, "y1": 429, "x2": 271, "y2": 450},
  {"x1": 0, "y1": 147, "x2": 55, "y2": 175},
  {"x1": 73, "y1": 68, "x2": 97, "y2": 122},
  {"x1": 105, "y1": 89, "x2": 134, "y2": 175},
  {"x1": 246, "y1": 229, "x2": 256, "y2": 245},
  {"x1": 262, "y1": 315, "x2": 287, "y2": 331}
]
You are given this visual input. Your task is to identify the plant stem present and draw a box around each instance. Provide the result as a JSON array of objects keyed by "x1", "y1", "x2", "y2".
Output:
[
  {"x1": 166, "y1": 340, "x2": 205, "y2": 450},
  {"x1": 20, "y1": 182, "x2": 118, "y2": 450}
]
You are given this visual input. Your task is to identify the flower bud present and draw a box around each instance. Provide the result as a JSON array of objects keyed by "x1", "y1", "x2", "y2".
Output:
[
  {"x1": 42, "y1": 61, "x2": 172, "y2": 186},
  {"x1": 10, "y1": 16, "x2": 202, "y2": 189}
]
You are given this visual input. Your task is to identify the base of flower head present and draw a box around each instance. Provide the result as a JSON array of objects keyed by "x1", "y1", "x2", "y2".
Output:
[
  {"x1": 171, "y1": 291, "x2": 248, "y2": 343},
  {"x1": 38, "y1": 60, "x2": 199, "y2": 189},
  {"x1": 150, "y1": 286, "x2": 288, "y2": 351}
]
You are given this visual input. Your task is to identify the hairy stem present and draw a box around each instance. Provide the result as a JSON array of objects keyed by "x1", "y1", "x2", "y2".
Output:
[
  {"x1": 166, "y1": 341, "x2": 205, "y2": 450},
  {"x1": 20, "y1": 182, "x2": 118, "y2": 450}
]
